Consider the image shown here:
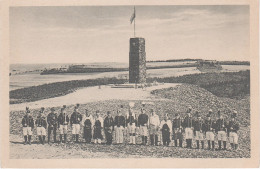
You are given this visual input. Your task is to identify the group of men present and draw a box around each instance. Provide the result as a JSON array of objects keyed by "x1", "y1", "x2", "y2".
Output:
[{"x1": 21, "y1": 102, "x2": 240, "y2": 151}]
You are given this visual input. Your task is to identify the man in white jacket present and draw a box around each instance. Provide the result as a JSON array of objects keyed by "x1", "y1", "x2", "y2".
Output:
[
  {"x1": 160, "y1": 114, "x2": 172, "y2": 146},
  {"x1": 149, "y1": 109, "x2": 160, "y2": 146}
]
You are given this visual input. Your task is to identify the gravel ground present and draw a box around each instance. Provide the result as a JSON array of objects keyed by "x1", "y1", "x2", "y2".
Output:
[{"x1": 9, "y1": 84, "x2": 250, "y2": 158}]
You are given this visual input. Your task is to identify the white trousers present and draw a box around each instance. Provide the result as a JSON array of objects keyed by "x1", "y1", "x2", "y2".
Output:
[
  {"x1": 229, "y1": 132, "x2": 239, "y2": 144},
  {"x1": 185, "y1": 128, "x2": 193, "y2": 139},
  {"x1": 36, "y1": 127, "x2": 46, "y2": 136},
  {"x1": 23, "y1": 127, "x2": 32, "y2": 136},
  {"x1": 72, "y1": 124, "x2": 80, "y2": 134},
  {"x1": 206, "y1": 131, "x2": 215, "y2": 141},
  {"x1": 217, "y1": 131, "x2": 227, "y2": 141},
  {"x1": 195, "y1": 131, "x2": 204, "y2": 140},
  {"x1": 59, "y1": 125, "x2": 68, "y2": 134}
]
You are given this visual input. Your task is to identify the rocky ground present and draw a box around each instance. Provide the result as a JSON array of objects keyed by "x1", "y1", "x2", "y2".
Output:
[{"x1": 9, "y1": 84, "x2": 250, "y2": 158}]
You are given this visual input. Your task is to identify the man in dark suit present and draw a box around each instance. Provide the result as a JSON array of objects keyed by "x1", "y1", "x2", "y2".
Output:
[
  {"x1": 104, "y1": 111, "x2": 114, "y2": 145},
  {"x1": 22, "y1": 107, "x2": 34, "y2": 145},
  {"x1": 35, "y1": 107, "x2": 47, "y2": 144},
  {"x1": 47, "y1": 107, "x2": 58, "y2": 143}
]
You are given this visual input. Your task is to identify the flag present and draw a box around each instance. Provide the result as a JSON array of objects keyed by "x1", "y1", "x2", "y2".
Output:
[{"x1": 130, "y1": 7, "x2": 135, "y2": 24}]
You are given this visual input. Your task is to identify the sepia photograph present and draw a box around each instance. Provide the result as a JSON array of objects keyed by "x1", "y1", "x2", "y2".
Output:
[{"x1": 1, "y1": 0, "x2": 259, "y2": 168}]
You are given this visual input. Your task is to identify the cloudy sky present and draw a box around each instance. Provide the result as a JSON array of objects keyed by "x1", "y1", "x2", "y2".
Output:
[{"x1": 10, "y1": 5, "x2": 249, "y2": 64}]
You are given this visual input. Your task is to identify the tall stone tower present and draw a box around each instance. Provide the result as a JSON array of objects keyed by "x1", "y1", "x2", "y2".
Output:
[{"x1": 129, "y1": 37, "x2": 146, "y2": 83}]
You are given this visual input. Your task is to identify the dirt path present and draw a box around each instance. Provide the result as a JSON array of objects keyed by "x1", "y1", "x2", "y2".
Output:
[{"x1": 10, "y1": 83, "x2": 180, "y2": 111}]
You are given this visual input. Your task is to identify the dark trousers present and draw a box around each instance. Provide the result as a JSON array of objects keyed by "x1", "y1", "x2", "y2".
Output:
[
  {"x1": 162, "y1": 131, "x2": 170, "y2": 146},
  {"x1": 48, "y1": 126, "x2": 57, "y2": 143},
  {"x1": 150, "y1": 134, "x2": 158, "y2": 146},
  {"x1": 105, "y1": 130, "x2": 113, "y2": 145},
  {"x1": 84, "y1": 127, "x2": 92, "y2": 143}
]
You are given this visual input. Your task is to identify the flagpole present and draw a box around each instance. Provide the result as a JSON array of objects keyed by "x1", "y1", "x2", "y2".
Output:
[
  {"x1": 134, "y1": 16, "x2": 135, "y2": 37},
  {"x1": 134, "y1": 6, "x2": 136, "y2": 37}
]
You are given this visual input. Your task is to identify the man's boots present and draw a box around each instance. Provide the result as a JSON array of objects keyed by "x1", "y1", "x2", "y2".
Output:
[
  {"x1": 186, "y1": 139, "x2": 189, "y2": 148},
  {"x1": 231, "y1": 143, "x2": 234, "y2": 150},
  {"x1": 218, "y1": 141, "x2": 222, "y2": 150},
  {"x1": 38, "y1": 136, "x2": 42, "y2": 144},
  {"x1": 208, "y1": 140, "x2": 211, "y2": 150},
  {"x1": 60, "y1": 134, "x2": 63, "y2": 143},
  {"x1": 223, "y1": 141, "x2": 227, "y2": 150},
  {"x1": 28, "y1": 135, "x2": 32, "y2": 145},
  {"x1": 235, "y1": 144, "x2": 238, "y2": 150},
  {"x1": 64, "y1": 134, "x2": 67, "y2": 143},
  {"x1": 212, "y1": 141, "x2": 215, "y2": 150},
  {"x1": 196, "y1": 140, "x2": 200, "y2": 149},
  {"x1": 76, "y1": 134, "x2": 79, "y2": 143},
  {"x1": 42, "y1": 136, "x2": 45, "y2": 145},
  {"x1": 179, "y1": 140, "x2": 183, "y2": 147},
  {"x1": 155, "y1": 135, "x2": 158, "y2": 146},
  {"x1": 189, "y1": 139, "x2": 192, "y2": 149},
  {"x1": 24, "y1": 136, "x2": 27, "y2": 145}
]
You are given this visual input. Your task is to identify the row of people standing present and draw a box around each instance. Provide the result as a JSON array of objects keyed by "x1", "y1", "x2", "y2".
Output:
[{"x1": 21, "y1": 103, "x2": 240, "y2": 151}]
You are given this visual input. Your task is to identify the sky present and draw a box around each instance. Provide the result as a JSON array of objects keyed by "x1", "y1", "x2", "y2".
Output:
[{"x1": 10, "y1": 5, "x2": 250, "y2": 64}]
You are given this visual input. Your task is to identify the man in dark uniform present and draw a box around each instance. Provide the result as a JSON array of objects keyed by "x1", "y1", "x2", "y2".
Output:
[
  {"x1": 182, "y1": 106, "x2": 194, "y2": 149},
  {"x1": 127, "y1": 104, "x2": 138, "y2": 145},
  {"x1": 114, "y1": 107, "x2": 126, "y2": 144},
  {"x1": 35, "y1": 107, "x2": 47, "y2": 144},
  {"x1": 47, "y1": 107, "x2": 58, "y2": 143},
  {"x1": 104, "y1": 111, "x2": 114, "y2": 145},
  {"x1": 57, "y1": 105, "x2": 70, "y2": 143},
  {"x1": 205, "y1": 110, "x2": 215, "y2": 150},
  {"x1": 22, "y1": 107, "x2": 34, "y2": 145},
  {"x1": 228, "y1": 110, "x2": 240, "y2": 150},
  {"x1": 193, "y1": 111, "x2": 206, "y2": 149},
  {"x1": 138, "y1": 103, "x2": 149, "y2": 145},
  {"x1": 70, "y1": 106, "x2": 83, "y2": 143},
  {"x1": 215, "y1": 110, "x2": 228, "y2": 150},
  {"x1": 172, "y1": 113, "x2": 183, "y2": 147},
  {"x1": 83, "y1": 109, "x2": 94, "y2": 143},
  {"x1": 93, "y1": 110, "x2": 103, "y2": 144}
]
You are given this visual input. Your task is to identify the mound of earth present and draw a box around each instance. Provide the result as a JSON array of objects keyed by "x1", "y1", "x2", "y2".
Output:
[{"x1": 151, "y1": 84, "x2": 250, "y2": 126}]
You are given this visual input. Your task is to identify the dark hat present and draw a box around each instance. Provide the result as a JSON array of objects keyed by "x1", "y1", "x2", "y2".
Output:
[
  {"x1": 41, "y1": 107, "x2": 45, "y2": 110},
  {"x1": 175, "y1": 113, "x2": 179, "y2": 117},
  {"x1": 195, "y1": 111, "x2": 201, "y2": 117},
  {"x1": 208, "y1": 109, "x2": 213, "y2": 115},
  {"x1": 217, "y1": 110, "x2": 221, "y2": 117},
  {"x1": 231, "y1": 110, "x2": 237, "y2": 118},
  {"x1": 25, "y1": 107, "x2": 30, "y2": 113},
  {"x1": 107, "y1": 111, "x2": 111, "y2": 115},
  {"x1": 63, "y1": 105, "x2": 66, "y2": 108},
  {"x1": 76, "y1": 103, "x2": 80, "y2": 107},
  {"x1": 120, "y1": 105, "x2": 124, "y2": 108},
  {"x1": 50, "y1": 107, "x2": 55, "y2": 112}
]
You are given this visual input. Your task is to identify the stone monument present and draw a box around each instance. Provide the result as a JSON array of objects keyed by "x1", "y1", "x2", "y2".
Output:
[{"x1": 129, "y1": 37, "x2": 146, "y2": 83}]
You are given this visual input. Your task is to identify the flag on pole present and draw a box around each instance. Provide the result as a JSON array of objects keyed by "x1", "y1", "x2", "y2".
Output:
[{"x1": 130, "y1": 7, "x2": 136, "y2": 24}]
